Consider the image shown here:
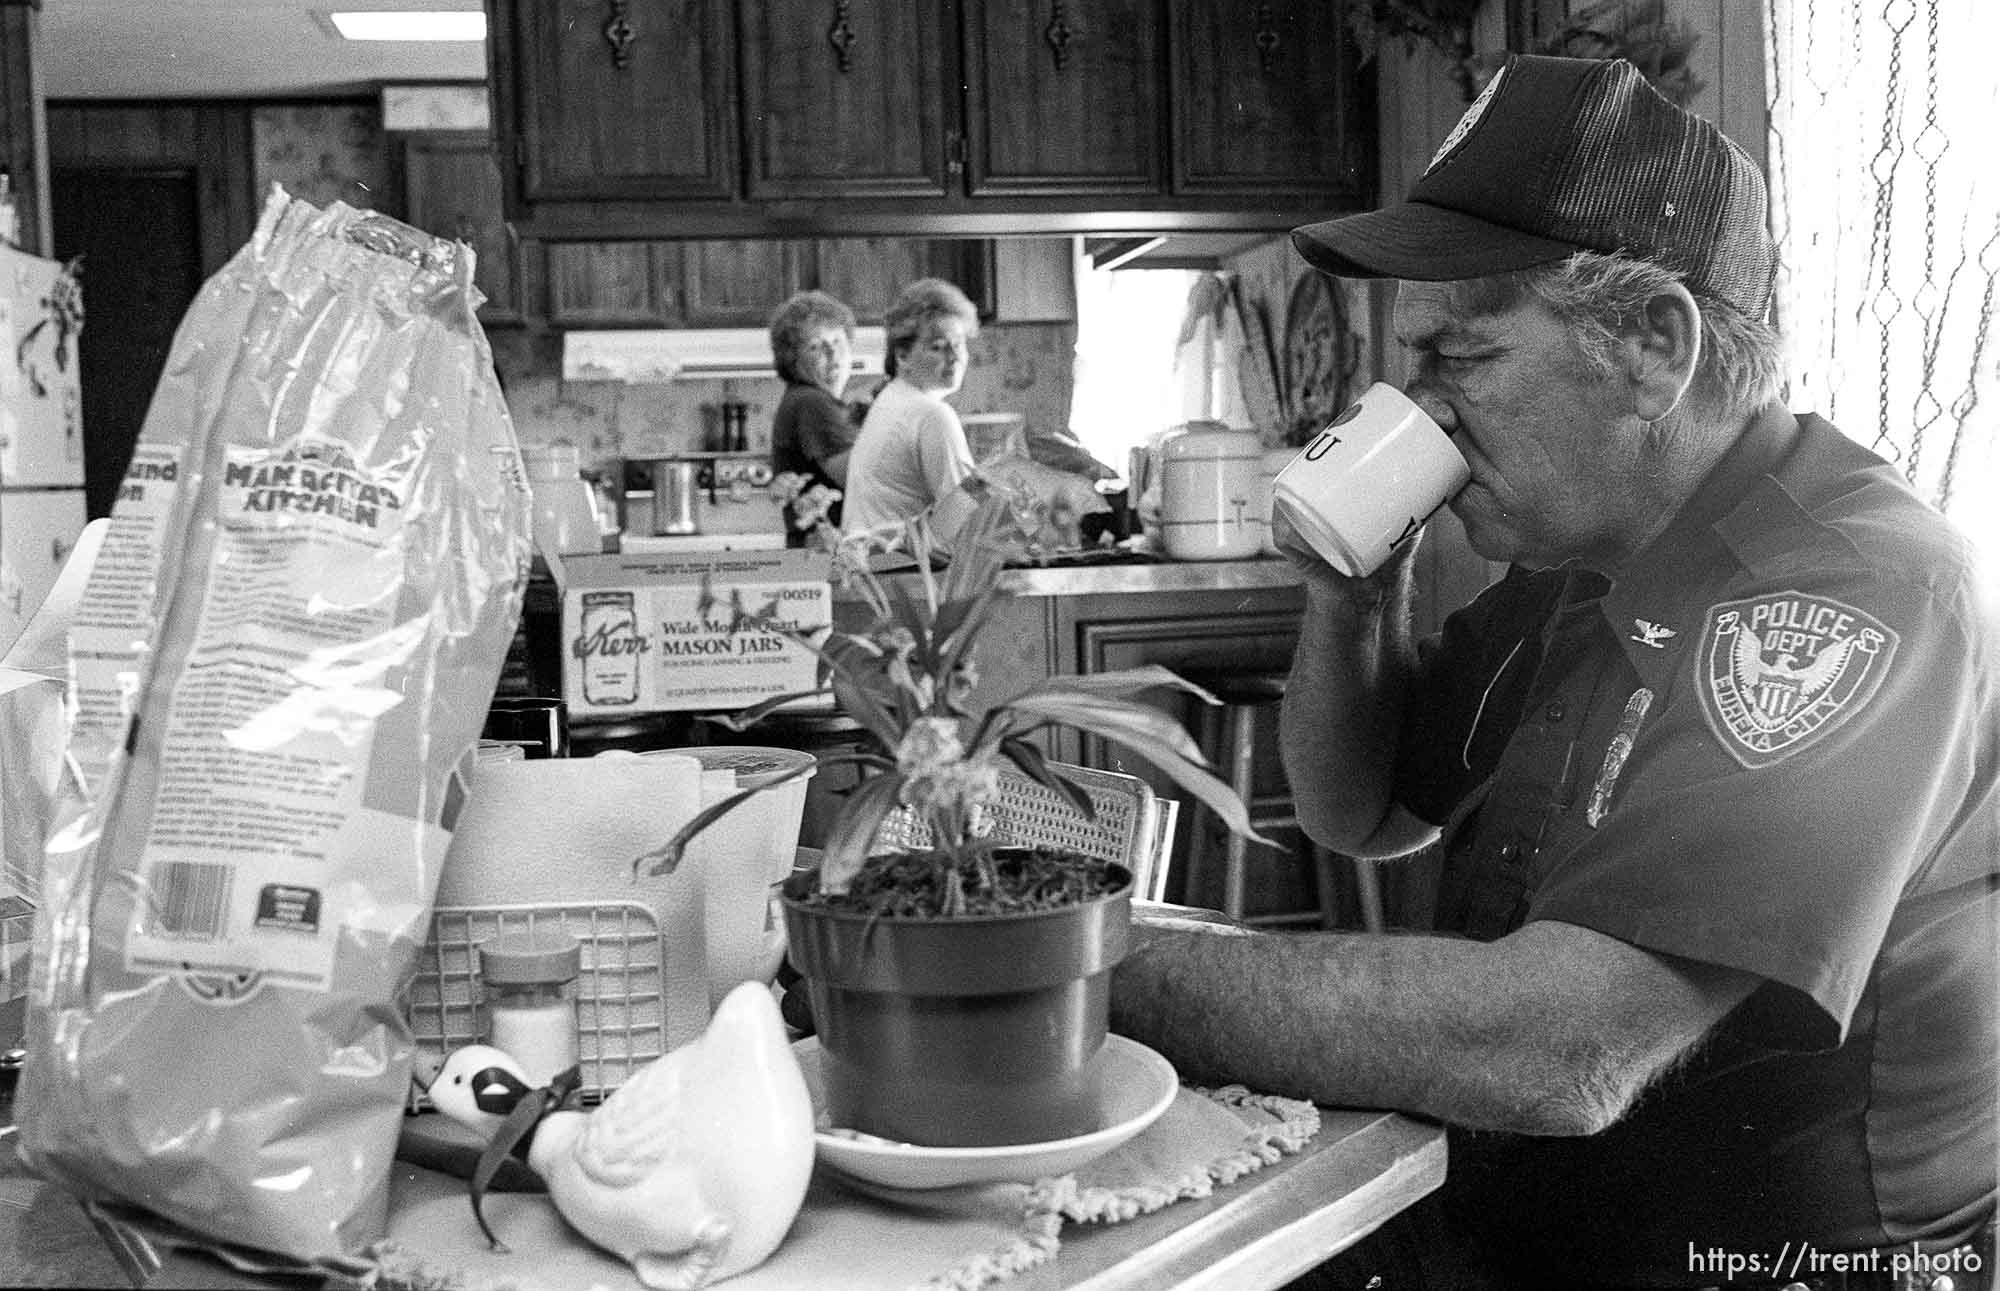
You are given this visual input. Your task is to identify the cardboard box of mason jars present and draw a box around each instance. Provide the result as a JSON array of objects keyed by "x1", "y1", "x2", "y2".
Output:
[{"x1": 559, "y1": 548, "x2": 832, "y2": 716}]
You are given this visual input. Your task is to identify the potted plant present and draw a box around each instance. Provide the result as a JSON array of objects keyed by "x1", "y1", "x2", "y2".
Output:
[{"x1": 636, "y1": 477, "x2": 1264, "y2": 1148}]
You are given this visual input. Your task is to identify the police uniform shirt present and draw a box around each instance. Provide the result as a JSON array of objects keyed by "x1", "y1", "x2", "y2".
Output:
[{"x1": 1393, "y1": 407, "x2": 1998, "y2": 1285}]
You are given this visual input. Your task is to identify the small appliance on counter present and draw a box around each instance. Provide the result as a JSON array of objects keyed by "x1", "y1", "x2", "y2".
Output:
[
  {"x1": 1156, "y1": 423, "x2": 1266, "y2": 561},
  {"x1": 625, "y1": 453, "x2": 784, "y2": 544}
]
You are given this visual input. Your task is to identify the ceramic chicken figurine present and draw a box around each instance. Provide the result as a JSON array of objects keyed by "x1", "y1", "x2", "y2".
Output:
[{"x1": 424, "y1": 981, "x2": 815, "y2": 1289}]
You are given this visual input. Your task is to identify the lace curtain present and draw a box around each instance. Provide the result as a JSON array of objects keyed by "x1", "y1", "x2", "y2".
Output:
[{"x1": 1763, "y1": 0, "x2": 2000, "y2": 567}]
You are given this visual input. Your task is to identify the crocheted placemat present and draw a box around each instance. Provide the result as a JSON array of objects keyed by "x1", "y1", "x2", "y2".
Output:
[{"x1": 365, "y1": 1082, "x2": 1320, "y2": 1291}]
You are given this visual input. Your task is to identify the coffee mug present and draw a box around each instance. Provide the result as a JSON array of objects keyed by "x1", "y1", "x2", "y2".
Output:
[{"x1": 1271, "y1": 382, "x2": 1470, "y2": 576}]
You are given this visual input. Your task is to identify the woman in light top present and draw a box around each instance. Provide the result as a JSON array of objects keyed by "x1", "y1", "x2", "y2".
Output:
[
  {"x1": 843, "y1": 278, "x2": 981, "y2": 547},
  {"x1": 767, "y1": 290, "x2": 860, "y2": 541}
]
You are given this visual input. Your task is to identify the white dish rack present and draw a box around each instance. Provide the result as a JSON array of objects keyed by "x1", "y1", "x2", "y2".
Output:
[{"x1": 404, "y1": 900, "x2": 668, "y2": 1109}]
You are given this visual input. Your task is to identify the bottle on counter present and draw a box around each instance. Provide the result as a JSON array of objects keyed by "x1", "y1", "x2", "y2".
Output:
[{"x1": 479, "y1": 929, "x2": 583, "y2": 1087}]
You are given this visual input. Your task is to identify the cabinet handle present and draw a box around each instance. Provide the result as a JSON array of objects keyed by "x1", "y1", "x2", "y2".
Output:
[
  {"x1": 1044, "y1": 1, "x2": 1074, "y2": 72},
  {"x1": 602, "y1": 0, "x2": 636, "y2": 69},
  {"x1": 1253, "y1": 4, "x2": 1280, "y2": 75},
  {"x1": 827, "y1": 0, "x2": 856, "y2": 74}
]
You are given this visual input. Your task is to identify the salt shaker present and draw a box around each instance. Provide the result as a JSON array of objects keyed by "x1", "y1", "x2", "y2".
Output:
[{"x1": 478, "y1": 930, "x2": 583, "y2": 1087}]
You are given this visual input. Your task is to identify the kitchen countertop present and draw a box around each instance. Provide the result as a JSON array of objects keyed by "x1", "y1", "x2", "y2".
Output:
[{"x1": 997, "y1": 554, "x2": 1304, "y2": 597}]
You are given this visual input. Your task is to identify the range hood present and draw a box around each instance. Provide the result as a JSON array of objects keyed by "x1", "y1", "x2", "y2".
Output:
[{"x1": 562, "y1": 327, "x2": 887, "y2": 383}]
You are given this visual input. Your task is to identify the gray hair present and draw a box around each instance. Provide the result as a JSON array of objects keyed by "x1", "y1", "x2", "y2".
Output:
[
  {"x1": 768, "y1": 290, "x2": 856, "y2": 385},
  {"x1": 1453, "y1": 251, "x2": 1785, "y2": 424},
  {"x1": 882, "y1": 278, "x2": 980, "y2": 378}
]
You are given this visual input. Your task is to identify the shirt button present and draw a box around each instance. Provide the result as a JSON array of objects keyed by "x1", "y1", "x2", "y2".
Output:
[
  {"x1": 1497, "y1": 841, "x2": 1521, "y2": 862},
  {"x1": 1544, "y1": 700, "x2": 1567, "y2": 722}
]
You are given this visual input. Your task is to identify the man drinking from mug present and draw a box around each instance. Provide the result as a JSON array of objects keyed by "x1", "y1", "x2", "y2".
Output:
[{"x1": 1109, "y1": 54, "x2": 1996, "y2": 1291}]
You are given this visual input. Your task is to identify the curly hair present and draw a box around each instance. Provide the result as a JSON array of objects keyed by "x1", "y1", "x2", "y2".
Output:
[
  {"x1": 882, "y1": 278, "x2": 980, "y2": 378},
  {"x1": 768, "y1": 290, "x2": 857, "y2": 385}
]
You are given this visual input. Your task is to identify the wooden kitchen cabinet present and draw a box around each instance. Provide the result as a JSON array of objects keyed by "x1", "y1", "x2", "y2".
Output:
[
  {"x1": 740, "y1": 0, "x2": 954, "y2": 202},
  {"x1": 398, "y1": 132, "x2": 527, "y2": 326},
  {"x1": 544, "y1": 242, "x2": 675, "y2": 327},
  {"x1": 489, "y1": 0, "x2": 738, "y2": 204},
  {"x1": 681, "y1": 239, "x2": 812, "y2": 325},
  {"x1": 962, "y1": 0, "x2": 1165, "y2": 199},
  {"x1": 1170, "y1": 0, "x2": 1371, "y2": 199},
  {"x1": 484, "y1": 0, "x2": 1374, "y2": 238},
  {"x1": 811, "y1": 238, "x2": 997, "y2": 323}
]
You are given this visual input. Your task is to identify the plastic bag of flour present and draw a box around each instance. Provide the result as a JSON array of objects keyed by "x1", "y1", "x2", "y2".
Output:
[{"x1": 17, "y1": 186, "x2": 533, "y2": 1262}]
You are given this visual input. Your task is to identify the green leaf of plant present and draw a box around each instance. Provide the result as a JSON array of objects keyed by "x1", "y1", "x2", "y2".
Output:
[
  {"x1": 828, "y1": 668, "x2": 906, "y2": 751},
  {"x1": 1003, "y1": 664, "x2": 1221, "y2": 707},
  {"x1": 1000, "y1": 738, "x2": 1096, "y2": 822},
  {"x1": 633, "y1": 751, "x2": 890, "y2": 877},
  {"x1": 819, "y1": 772, "x2": 909, "y2": 893},
  {"x1": 712, "y1": 688, "x2": 835, "y2": 731},
  {"x1": 998, "y1": 691, "x2": 1212, "y2": 766}
]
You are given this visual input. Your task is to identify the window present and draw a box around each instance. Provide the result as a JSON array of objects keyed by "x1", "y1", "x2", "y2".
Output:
[
  {"x1": 1068, "y1": 258, "x2": 1209, "y2": 479},
  {"x1": 1766, "y1": 0, "x2": 2000, "y2": 586}
]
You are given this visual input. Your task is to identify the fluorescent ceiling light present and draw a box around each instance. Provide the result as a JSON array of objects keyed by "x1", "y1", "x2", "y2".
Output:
[{"x1": 326, "y1": 11, "x2": 486, "y2": 41}]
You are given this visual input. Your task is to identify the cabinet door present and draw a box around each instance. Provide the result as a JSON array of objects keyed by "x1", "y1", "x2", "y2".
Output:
[
  {"x1": 496, "y1": 0, "x2": 738, "y2": 203},
  {"x1": 811, "y1": 239, "x2": 996, "y2": 323},
  {"x1": 400, "y1": 134, "x2": 526, "y2": 326},
  {"x1": 1170, "y1": 0, "x2": 1371, "y2": 199},
  {"x1": 680, "y1": 240, "x2": 812, "y2": 327},
  {"x1": 545, "y1": 243, "x2": 678, "y2": 327},
  {"x1": 963, "y1": 0, "x2": 1165, "y2": 198},
  {"x1": 740, "y1": 0, "x2": 953, "y2": 200}
]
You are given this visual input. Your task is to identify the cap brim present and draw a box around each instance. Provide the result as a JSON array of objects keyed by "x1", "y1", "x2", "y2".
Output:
[{"x1": 1292, "y1": 201, "x2": 1583, "y2": 283}]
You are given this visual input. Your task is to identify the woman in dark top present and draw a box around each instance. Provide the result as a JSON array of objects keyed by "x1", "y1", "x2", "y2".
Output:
[{"x1": 768, "y1": 290, "x2": 860, "y2": 540}]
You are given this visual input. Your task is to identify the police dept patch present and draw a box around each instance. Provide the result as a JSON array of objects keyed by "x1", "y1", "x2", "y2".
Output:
[{"x1": 1698, "y1": 591, "x2": 1899, "y2": 768}]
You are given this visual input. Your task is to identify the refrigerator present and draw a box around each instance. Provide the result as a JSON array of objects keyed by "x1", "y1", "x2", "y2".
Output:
[{"x1": 0, "y1": 244, "x2": 86, "y2": 658}]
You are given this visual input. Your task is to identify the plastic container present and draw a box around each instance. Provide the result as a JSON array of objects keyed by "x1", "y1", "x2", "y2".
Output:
[
  {"x1": 479, "y1": 929, "x2": 583, "y2": 1086},
  {"x1": 520, "y1": 442, "x2": 606, "y2": 556},
  {"x1": 650, "y1": 745, "x2": 816, "y2": 1006}
]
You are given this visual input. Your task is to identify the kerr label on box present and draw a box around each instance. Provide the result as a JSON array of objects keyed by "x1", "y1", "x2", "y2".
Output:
[{"x1": 561, "y1": 549, "x2": 832, "y2": 715}]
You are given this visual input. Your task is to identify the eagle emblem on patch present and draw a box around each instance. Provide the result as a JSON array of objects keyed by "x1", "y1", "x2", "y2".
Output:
[{"x1": 1698, "y1": 591, "x2": 1899, "y2": 768}]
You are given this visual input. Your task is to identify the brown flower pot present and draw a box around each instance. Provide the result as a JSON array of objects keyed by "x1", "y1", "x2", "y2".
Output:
[{"x1": 779, "y1": 857, "x2": 1133, "y2": 1148}]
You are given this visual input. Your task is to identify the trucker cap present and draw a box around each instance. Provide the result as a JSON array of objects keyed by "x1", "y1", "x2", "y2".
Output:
[{"x1": 1291, "y1": 54, "x2": 1777, "y2": 320}]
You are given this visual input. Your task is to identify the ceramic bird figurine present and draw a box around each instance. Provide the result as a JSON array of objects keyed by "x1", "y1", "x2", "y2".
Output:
[{"x1": 424, "y1": 981, "x2": 815, "y2": 1289}]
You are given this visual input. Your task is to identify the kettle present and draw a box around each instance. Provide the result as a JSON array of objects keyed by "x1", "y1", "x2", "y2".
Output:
[
  {"x1": 653, "y1": 460, "x2": 701, "y2": 536},
  {"x1": 1157, "y1": 424, "x2": 1265, "y2": 561}
]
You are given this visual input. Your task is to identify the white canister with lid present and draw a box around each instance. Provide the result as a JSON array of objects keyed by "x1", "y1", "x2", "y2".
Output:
[{"x1": 1158, "y1": 425, "x2": 1265, "y2": 561}]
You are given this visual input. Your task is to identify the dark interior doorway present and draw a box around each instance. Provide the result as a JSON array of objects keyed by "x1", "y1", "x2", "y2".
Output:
[{"x1": 50, "y1": 168, "x2": 205, "y2": 518}]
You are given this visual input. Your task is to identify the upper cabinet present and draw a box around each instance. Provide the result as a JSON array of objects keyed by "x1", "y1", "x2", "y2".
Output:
[
  {"x1": 1171, "y1": 0, "x2": 1373, "y2": 198},
  {"x1": 494, "y1": 0, "x2": 739, "y2": 204},
  {"x1": 962, "y1": 0, "x2": 1165, "y2": 199},
  {"x1": 484, "y1": 0, "x2": 1374, "y2": 239},
  {"x1": 740, "y1": 1, "x2": 954, "y2": 202}
]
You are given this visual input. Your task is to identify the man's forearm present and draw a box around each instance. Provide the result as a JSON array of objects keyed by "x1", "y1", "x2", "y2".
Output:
[
  {"x1": 1109, "y1": 920, "x2": 1752, "y2": 1136},
  {"x1": 1279, "y1": 557, "x2": 1419, "y2": 856}
]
